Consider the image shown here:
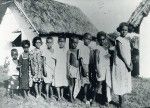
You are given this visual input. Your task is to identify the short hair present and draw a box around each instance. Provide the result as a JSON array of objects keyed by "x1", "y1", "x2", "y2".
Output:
[
  {"x1": 83, "y1": 33, "x2": 92, "y2": 40},
  {"x1": 11, "y1": 48, "x2": 18, "y2": 53},
  {"x1": 117, "y1": 22, "x2": 129, "y2": 33},
  {"x1": 58, "y1": 35, "x2": 66, "y2": 42},
  {"x1": 46, "y1": 36, "x2": 53, "y2": 42},
  {"x1": 97, "y1": 31, "x2": 107, "y2": 41},
  {"x1": 70, "y1": 36, "x2": 79, "y2": 43},
  {"x1": 32, "y1": 36, "x2": 42, "y2": 46},
  {"x1": 21, "y1": 40, "x2": 30, "y2": 48}
]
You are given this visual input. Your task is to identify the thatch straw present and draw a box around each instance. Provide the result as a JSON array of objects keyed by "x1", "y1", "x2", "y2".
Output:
[{"x1": 15, "y1": 0, "x2": 98, "y2": 36}]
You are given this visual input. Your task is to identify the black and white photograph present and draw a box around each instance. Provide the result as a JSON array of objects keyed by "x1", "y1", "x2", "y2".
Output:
[{"x1": 0, "y1": 0, "x2": 149, "y2": 108}]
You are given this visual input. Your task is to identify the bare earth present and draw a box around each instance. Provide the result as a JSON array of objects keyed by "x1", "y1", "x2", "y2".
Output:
[{"x1": 0, "y1": 66, "x2": 150, "y2": 108}]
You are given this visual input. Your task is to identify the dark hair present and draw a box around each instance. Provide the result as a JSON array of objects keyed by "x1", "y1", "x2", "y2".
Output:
[
  {"x1": 58, "y1": 35, "x2": 66, "y2": 42},
  {"x1": 117, "y1": 22, "x2": 129, "y2": 33},
  {"x1": 97, "y1": 31, "x2": 107, "y2": 41},
  {"x1": 70, "y1": 36, "x2": 79, "y2": 43},
  {"x1": 32, "y1": 36, "x2": 42, "y2": 46},
  {"x1": 11, "y1": 48, "x2": 18, "y2": 53},
  {"x1": 21, "y1": 40, "x2": 30, "y2": 48},
  {"x1": 83, "y1": 33, "x2": 92, "y2": 40},
  {"x1": 46, "y1": 36, "x2": 53, "y2": 42}
]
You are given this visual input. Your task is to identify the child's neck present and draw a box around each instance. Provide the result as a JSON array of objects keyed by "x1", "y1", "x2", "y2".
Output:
[{"x1": 47, "y1": 47, "x2": 52, "y2": 49}]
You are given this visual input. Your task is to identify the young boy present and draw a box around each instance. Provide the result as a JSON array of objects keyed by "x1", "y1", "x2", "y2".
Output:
[
  {"x1": 96, "y1": 31, "x2": 112, "y2": 106},
  {"x1": 79, "y1": 33, "x2": 92, "y2": 104},
  {"x1": 43, "y1": 37, "x2": 56, "y2": 100},
  {"x1": 54, "y1": 36, "x2": 68, "y2": 101},
  {"x1": 30, "y1": 36, "x2": 46, "y2": 98},
  {"x1": 67, "y1": 36, "x2": 81, "y2": 102},
  {"x1": 4, "y1": 49, "x2": 19, "y2": 98}
]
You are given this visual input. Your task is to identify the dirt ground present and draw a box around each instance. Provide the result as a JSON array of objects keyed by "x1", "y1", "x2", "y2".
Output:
[{"x1": 0, "y1": 66, "x2": 150, "y2": 108}]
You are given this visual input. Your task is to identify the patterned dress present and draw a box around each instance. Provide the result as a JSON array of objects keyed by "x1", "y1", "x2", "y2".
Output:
[
  {"x1": 30, "y1": 48, "x2": 44, "y2": 82},
  {"x1": 112, "y1": 36, "x2": 132, "y2": 95},
  {"x1": 18, "y1": 53, "x2": 30, "y2": 89}
]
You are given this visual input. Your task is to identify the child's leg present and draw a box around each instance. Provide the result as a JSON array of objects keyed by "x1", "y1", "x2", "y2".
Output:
[
  {"x1": 34, "y1": 83, "x2": 38, "y2": 97},
  {"x1": 45, "y1": 83, "x2": 50, "y2": 99},
  {"x1": 69, "y1": 78, "x2": 74, "y2": 102},
  {"x1": 39, "y1": 82, "x2": 42, "y2": 96},
  {"x1": 60, "y1": 87, "x2": 65, "y2": 100},
  {"x1": 56, "y1": 87, "x2": 61, "y2": 100},
  {"x1": 119, "y1": 95, "x2": 122, "y2": 107},
  {"x1": 49, "y1": 84, "x2": 54, "y2": 98},
  {"x1": 83, "y1": 84, "x2": 89, "y2": 102}
]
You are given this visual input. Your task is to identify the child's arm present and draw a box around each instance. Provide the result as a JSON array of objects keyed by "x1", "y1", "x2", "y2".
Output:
[
  {"x1": 42, "y1": 56, "x2": 47, "y2": 77},
  {"x1": 3, "y1": 57, "x2": 9, "y2": 73},
  {"x1": 67, "y1": 50, "x2": 70, "y2": 78},
  {"x1": 29, "y1": 54, "x2": 35, "y2": 76},
  {"x1": 95, "y1": 49, "x2": 101, "y2": 78}
]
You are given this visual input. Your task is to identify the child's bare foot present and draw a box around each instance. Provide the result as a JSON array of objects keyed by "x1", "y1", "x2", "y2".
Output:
[{"x1": 61, "y1": 96, "x2": 66, "y2": 101}]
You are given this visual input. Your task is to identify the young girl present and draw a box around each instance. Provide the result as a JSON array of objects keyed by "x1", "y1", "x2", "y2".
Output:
[
  {"x1": 54, "y1": 36, "x2": 68, "y2": 101},
  {"x1": 96, "y1": 31, "x2": 112, "y2": 105},
  {"x1": 43, "y1": 37, "x2": 56, "y2": 100},
  {"x1": 4, "y1": 49, "x2": 19, "y2": 98},
  {"x1": 67, "y1": 36, "x2": 81, "y2": 102},
  {"x1": 18, "y1": 40, "x2": 31, "y2": 98},
  {"x1": 30, "y1": 36, "x2": 46, "y2": 98},
  {"x1": 112, "y1": 22, "x2": 132, "y2": 107}
]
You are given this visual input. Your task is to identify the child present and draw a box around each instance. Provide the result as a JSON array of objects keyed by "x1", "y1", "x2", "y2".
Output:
[
  {"x1": 43, "y1": 37, "x2": 56, "y2": 100},
  {"x1": 54, "y1": 36, "x2": 68, "y2": 101},
  {"x1": 18, "y1": 40, "x2": 31, "y2": 98},
  {"x1": 30, "y1": 36, "x2": 46, "y2": 98},
  {"x1": 79, "y1": 33, "x2": 92, "y2": 103},
  {"x1": 67, "y1": 36, "x2": 81, "y2": 102},
  {"x1": 4, "y1": 49, "x2": 19, "y2": 98},
  {"x1": 96, "y1": 31, "x2": 112, "y2": 106}
]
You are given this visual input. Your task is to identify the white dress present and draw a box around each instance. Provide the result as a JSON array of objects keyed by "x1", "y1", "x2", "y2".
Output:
[
  {"x1": 43, "y1": 48, "x2": 56, "y2": 84},
  {"x1": 112, "y1": 36, "x2": 132, "y2": 95},
  {"x1": 54, "y1": 48, "x2": 68, "y2": 87}
]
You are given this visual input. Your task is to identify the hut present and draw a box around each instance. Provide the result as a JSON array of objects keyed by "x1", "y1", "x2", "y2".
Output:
[{"x1": 0, "y1": 0, "x2": 98, "y2": 64}]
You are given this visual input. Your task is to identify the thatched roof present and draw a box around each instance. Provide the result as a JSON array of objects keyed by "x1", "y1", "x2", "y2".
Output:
[
  {"x1": 13, "y1": 0, "x2": 98, "y2": 36},
  {"x1": 128, "y1": 0, "x2": 150, "y2": 33}
]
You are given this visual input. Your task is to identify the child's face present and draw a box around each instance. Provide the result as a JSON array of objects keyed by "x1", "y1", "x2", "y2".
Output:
[
  {"x1": 71, "y1": 38, "x2": 79, "y2": 49},
  {"x1": 35, "y1": 39, "x2": 42, "y2": 49},
  {"x1": 84, "y1": 37, "x2": 91, "y2": 46},
  {"x1": 46, "y1": 39, "x2": 53, "y2": 49},
  {"x1": 11, "y1": 51, "x2": 18, "y2": 60},
  {"x1": 120, "y1": 26, "x2": 128, "y2": 37},
  {"x1": 23, "y1": 45, "x2": 29, "y2": 53},
  {"x1": 58, "y1": 38, "x2": 66, "y2": 48},
  {"x1": 99, "y1": 35, "x2": 106, "y2": 46}
]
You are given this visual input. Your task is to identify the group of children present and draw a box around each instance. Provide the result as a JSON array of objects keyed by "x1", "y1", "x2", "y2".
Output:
[{"x1": 4, "y1": 22, "x2": 133, "y2": 107}]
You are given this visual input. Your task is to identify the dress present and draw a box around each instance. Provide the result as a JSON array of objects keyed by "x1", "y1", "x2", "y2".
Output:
[
  {"x1": 43, "y1": 48, "x2": 56, "y2": 84},
  {"x1": 112, "y1": 36, "x2": 132, "y2": 95},
  {"x1": 30, "y1": 48, "x2": 44, "y2": 82},
  {"x1": 5, "y1": 57, "x2": 19, "y2": 90},
  {"x1": 54, "y1": 48, "x2": 68, "y2": 87},
  {"x1": 19, "y1": 53, "x2": 30, "y2": 89},
  {"x1": 79, "y1": 45, "x2": 91, "y2": 86}
]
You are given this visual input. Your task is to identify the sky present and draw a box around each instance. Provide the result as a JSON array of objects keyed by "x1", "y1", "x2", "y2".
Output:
[{"x1": 55, "y1": 0, "x2": 141, "y2": 33}]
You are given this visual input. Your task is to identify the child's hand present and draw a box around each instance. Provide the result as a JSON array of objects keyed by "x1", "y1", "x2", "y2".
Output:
[
  {"x1": 105, "y1": 54, "x2": 111, "y2": 58},
  {"x1": 43, "y1": 72, "x2": 47, "y2": 77},
  {"x1": 97, "y1": 72, "x2": 101, "y2": 78},
  {"x1": 31, "y1": 71, "x2": 35, "y2": 76}
]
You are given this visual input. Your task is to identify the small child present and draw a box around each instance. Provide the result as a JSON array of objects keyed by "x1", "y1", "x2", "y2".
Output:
[
  {"x1": 96, "y1": 31, "x2": 112, "y2": 105},
  {"x1": 43, "y1": 37, "x2": 56, "y2": 100},
  {"x1": 79, "y1": 33, "x2": 92, "y2": 103},
  {"x1": 54, "y1": 36, "x2": 68, "y2": 101},
  {"x1": 4, "y1": 49, "x2": 19, "y2": 98},
  {"x1": 30, "y1": 36, "x2": 46, "y2": 98},
  {"x1": 18, "y1": 40, "x2": 31, "y2": 98},
  {"x1": 67, "y1": 36, "x2": 81, "y2": 102}
]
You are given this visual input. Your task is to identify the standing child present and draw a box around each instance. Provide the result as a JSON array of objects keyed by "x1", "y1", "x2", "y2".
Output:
[
  {"x1": 96, "y1": 31, "x2": 112, "y2": 106},
  {"x1": 79, "y1": 33, "x2": 92, "y2": 104},
  {"x1": 67, "y1": 36, "x2": 81, "y2": 102},
  {"x1": 4, "y1": 49, "x2": 19, "y2": 98},
  {"x1": 43, "y1": 37, "x2": 56, "y2": 100},
  {"x1": 18, "y1": 40, "x2": 31, "y2": 98},
  {"x1": 30, "y1": 36, "x2": 46, "y2": 98},
  {"x1": 54, "y1": 36, "x2": 68, "y2": 101}
]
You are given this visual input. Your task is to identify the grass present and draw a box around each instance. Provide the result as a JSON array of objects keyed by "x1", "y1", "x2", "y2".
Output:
[{"x1": 0, "y1": 65, "x2": 150, "y2": 108}]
